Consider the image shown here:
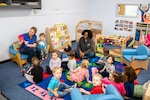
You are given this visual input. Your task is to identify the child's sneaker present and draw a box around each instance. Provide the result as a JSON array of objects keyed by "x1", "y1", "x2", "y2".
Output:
[
  {"x1": 64, "y1": 87, "x2": 73, "y2": 93},
  {"x1": 71, "y1": 83, "x2": 77, "y2": 88},
  {"x1": 23, "y1": 63, "x2": 31, "y2": 68},
  {"x1": 21, "y1": 69, "x2": 26, "y2": 76}
]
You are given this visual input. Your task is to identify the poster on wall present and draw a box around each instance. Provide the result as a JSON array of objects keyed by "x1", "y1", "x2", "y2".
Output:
[
  {"x1": 139, "y1": 4, "x2": 150, "y2": 22},
  {"x1": 114, "y1": 19, "x2": 133, "y2": 32}
]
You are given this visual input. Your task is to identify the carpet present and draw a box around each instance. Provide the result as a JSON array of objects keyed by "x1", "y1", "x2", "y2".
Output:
[{"x1": 18, "y1": 56, "x2": 136, "y2": 100}]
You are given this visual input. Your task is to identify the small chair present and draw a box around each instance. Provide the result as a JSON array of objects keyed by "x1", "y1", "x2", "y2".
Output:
[
  {"x1": 71, "y1": 84, "x2": 123, "y2": 100},
  {"x1": 9, "y1": 44, "x2": 28, "y2": 67},
  {"x1": 121, "y1": 44, "x2": 149, "y2": 70}
]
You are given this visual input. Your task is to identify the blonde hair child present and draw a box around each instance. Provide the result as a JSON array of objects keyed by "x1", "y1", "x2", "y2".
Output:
[
  {"x1": 69, "y1": 59, "x2": 91, "y2": 83},
  {"x1": 47, "y1": 67, "x2": 76, "y2": 97},
  {"x1": 79, "y1": 73, "x2": 104, "y2": 94}
]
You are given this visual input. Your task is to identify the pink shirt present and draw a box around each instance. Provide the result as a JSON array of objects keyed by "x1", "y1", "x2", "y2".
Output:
[
  {"x1": 69, "y1": 67, "x2": 89, "y2": 82},
  {"x1": 102, "y1": 78, "x2": 126, "y2": 96}
]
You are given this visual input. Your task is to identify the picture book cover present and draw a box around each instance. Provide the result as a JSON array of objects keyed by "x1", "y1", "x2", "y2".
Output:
[{"x1": 18, "y1": 34, "x2": 24, "y2": 42}]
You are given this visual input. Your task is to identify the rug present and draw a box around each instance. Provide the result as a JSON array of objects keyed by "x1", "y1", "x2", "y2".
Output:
[
  {"x1": 19, "y1": 56, "x2": 139, "y2": 100},
  {"x1": 19, "y1": 72, "x2": 74, "y2": 100}
]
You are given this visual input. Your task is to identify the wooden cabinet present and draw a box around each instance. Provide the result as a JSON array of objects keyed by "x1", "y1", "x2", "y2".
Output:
[
  {"x1": 134, "y1": 22, "x2": 150, "y2": 48},
  {"x1": 46, "y1": 23, "x2": 71, "y2": 51},
  {"x1": 76, "y1": 20, "x2": 103, "y2": 42}
]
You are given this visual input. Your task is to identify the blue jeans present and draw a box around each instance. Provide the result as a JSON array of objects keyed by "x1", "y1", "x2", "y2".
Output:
[
  {"x1": 20, "y1": 47, "x2": 41, "y2": 64},
  {"x1": 57, "y1": 82, "x2": 71, "y2": 97},
  {"x1": 75, "y1": 50, "x2": 95, "y2": 58}
]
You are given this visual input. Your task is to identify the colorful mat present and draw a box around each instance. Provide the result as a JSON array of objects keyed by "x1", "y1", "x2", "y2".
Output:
[{"x1": 19, "y1": 56, "x2": 136, "y2": 100}]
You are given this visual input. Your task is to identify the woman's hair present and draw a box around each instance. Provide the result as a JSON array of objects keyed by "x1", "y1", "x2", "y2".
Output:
[
  {"x1": 51, "y1": 49, "x2": 59, "y2": 57},
  {"x1": 82, "y1": 30, "x2": 93, "y2": 39},
  {"x1": 103, "y1": 47, "x2": 109, "y2": 56},
  {"x1": 64, "y1": 45, "x2": 72, "y2": 52},
  {"x1": 107, "y1": 55, "x2": 115, "y2": 64},
  {"x1": 39, "y1": 33, "x2": 45, "y2": 37},
  {"x1": 81, "y1": 59, "x2": 89, "y2": 69},
  {"x1": 68, "y1": 51, "x2": 75, "y2": 59},
  {"x1": 52, "y1": 67, "x2": 62, "y2": 74},
  {"x1": 30, "y1": 26, "x2": 37, "y2": 33},
  {"x1": 123, "y1": 67, "x2": 137, "y2": 82},
  {"x1": 112, "y1": 71, "x2": 124, "y2": 83},
  {"x1": 32, "y1": 57, "x2": 40, "y2": 67}
]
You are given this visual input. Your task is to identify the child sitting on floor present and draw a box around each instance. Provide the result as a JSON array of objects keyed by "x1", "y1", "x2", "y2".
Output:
[
  {"x1": 21, "y1": 57, "x2": 43, "y2": 83},
  {"x1": 47, "y1": 67, "x2": 76, "y2": 98},
  {"x1": 61, "y1": 51, "x2": 76, "y2": 72},
  {"x1": 122, "y1": 67, "x2": 137, "y2": 98},
  {"x1": 95, "y1": 47, "x2": 109, "y2": 70},
  {"x1": 46, "y1": 50, "x2": 61, "y2": 74},
  {"x1": 102, "y1": 71, "x2": 126, "y2": 96},
  {"x1": 79, "y1": 73, "x2": 104, "y2": 94},
  {"x1": 99, "y1": 55, "x2": 115, "y2": 77},
  {"x1": 61, "y1": 45, "x2": 72, "y2": 62},
  {"x1": 69, "y1": 59, "x2": 91, "y2": 84}
]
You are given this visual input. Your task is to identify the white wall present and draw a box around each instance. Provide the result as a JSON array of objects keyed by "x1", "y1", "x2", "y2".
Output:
[
  {"x1": 90, "y1": 0, "x2": 150, "y2": 37},
  {"x1": 0, "y1": 0, "x2": 90, "y2": 61}
]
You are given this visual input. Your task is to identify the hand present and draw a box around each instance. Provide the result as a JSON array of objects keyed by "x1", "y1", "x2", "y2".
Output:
[
  {"x1": 88, "y1": 80, "x2": 92, "y2": 84},
  {"x1": 24, "y1": 41, "x2": 28, "y2": 45},
  {"x1": 33, "y1": 43, "x2": 36, "y2": 47},
  {"x1": 53, "y1": 91, "x2": 59, "y2": 97},
  {"x1": 99, "y1": 70, "x2": 103, "y2": 73}
]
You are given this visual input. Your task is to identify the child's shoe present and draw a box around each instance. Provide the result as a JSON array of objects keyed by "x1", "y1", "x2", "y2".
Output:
[
  {"x1": 64, "y1": 87, "x2": 73, "y2": 93},
  {"x1": 23, "y1": 63, "x2": 31, "y2": 68},
  {"x1": 71, "y1": 83, "x2": 77, "y2": 88},
  {"x1": 21, "y1": 69, "x2": 26, "y2": 76}
]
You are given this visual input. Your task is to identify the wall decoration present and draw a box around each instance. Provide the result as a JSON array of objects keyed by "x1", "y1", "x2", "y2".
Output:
[
  {"x1": 139, "y1": 4, "x2": 150, "y2": 22},
  {"x1": 114, "y1": 19, "x2": 133, "y2": 32}
]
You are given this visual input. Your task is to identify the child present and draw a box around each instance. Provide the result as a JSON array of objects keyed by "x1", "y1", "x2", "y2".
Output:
[
  {"x1": 61, "y1": 51, "x2": 76, "y2": 72},
  {"x1": 102, "y1": 71, "x2": 126, "y2": 96},
  {"x1": 46, "y1": 50, "x2": 61, "y2": 74},
  {"x1": 47, "y1": 67, "x2": 76, "y2": 97},
  {"x1": 22, "y1": 57, "x2": 43, "y2": 83},
  {"x1": 99, "y1": 55, "x2": 115, "y2": 77},
  {"x1": 122, "y1": 67, "x2": 137, "y2": 98},
  {"x1": 36, "y1": 33, "x2": 49, "y2": 60},
  {"x1": 61, "y1": 45, "x2": 72, "y2": 62},
  {"x1": 79, "y1": 73, "x2": 104, "y2": 94},
  {"x1": 69, "y1": 59, "x2": 91, "y2": 83},
  {"x1": 95, "y1": 47, "x2": 109, "y2": 69}
]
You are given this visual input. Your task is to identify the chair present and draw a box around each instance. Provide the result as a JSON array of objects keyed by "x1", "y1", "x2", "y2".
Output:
[
  {"x1": 71, "y1": 84, "x2": 124, "y2": 100},
  {"x1": 9, "y1": 45, "x2": 28, "y2": 67},
  {"x1": 121, "y1": 44, "x2": 149, "y2": 70}
]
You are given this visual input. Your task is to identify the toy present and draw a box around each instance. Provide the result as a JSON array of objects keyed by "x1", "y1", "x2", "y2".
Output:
[{"x1": 96, "y1": 34, "x2": 103, "y2": 51}]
